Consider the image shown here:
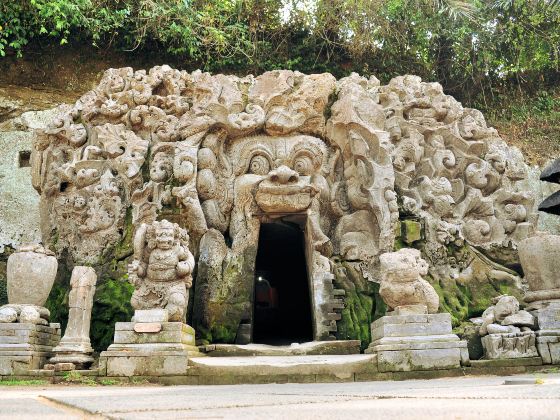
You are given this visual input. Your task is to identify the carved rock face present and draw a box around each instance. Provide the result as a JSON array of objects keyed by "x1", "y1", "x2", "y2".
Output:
[
  {"x1": 227, "y1": 135, "x2": 326, "y2": 214},
  {"x1": 31, "y1": 67, "x2": 539, "y2": 344}
]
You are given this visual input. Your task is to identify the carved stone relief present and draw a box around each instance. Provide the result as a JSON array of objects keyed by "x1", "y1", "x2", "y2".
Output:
[{"x1": 33, "y1": 67, "x2": 538, "y2": 346}]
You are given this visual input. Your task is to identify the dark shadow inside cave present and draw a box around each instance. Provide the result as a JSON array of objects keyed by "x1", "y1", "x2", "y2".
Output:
[{"x1": 252, "y1": 222, "x2": 313, "y2": 345}]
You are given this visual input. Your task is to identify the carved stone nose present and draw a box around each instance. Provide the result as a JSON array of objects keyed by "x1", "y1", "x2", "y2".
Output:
[{"x1": 269, "y1": 165, "x2": 299, "y2": 184}]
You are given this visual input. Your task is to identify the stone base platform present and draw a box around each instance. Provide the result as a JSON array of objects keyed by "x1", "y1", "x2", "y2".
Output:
[
  {"x1": 481, "y1": 332, "x2": 538, "y2": 359},
  {"x1": 202, "y1": 340, "x2": 361, "y2": 356},
  {"x1": 536, "y1": 332, "x2": 560, "y2": 364},
  {"x1": 187, "y1": 354, "x2": 377, "y2": 383},
  {"x1": 0, "y1": 322, "x2": 61, "y2": 375},
  {"x1": 533, "y1": 303, "x2": 560, "y2": 364},
  {"x1": 99, "y1": 322, "x2": 203, "y2": 377},
  {"x1": 365, "y1": 313, "x2": 468, "y2": 372}
]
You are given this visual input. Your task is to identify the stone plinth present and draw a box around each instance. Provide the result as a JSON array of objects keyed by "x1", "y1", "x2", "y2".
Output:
[
  {"x1": 481, "y1": 332, "x2": 538, "y2": 359},
  {"x1": 533, "y1": 303, "x2": 560, "y2": 364},
  {"x1": 0, "y1": 322, "x2": 61, "y2": 375},
  {"x1": 99, "y1": 318, "x2": 203, "y2": 377},
  {"x1": 365, "y1": 313, "x2": 468, "y2": 372}
]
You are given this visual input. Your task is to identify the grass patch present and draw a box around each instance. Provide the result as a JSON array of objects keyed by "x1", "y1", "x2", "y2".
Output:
[
  {"x1": 63, "y1": 371, "x2": 97, "y2": 386},
  {"x1": 0, "y1": 379, "x2": 48, "y2": 386}
]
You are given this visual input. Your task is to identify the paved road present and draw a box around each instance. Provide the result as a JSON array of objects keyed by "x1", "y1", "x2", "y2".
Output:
[{"x1": 1, "y1": 373, "x2": 560, "y2": 419}]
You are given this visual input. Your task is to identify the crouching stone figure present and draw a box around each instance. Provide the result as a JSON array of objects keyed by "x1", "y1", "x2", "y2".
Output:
[{"x1": 128, "y1": 219, "x2": 195, "y2": 321}]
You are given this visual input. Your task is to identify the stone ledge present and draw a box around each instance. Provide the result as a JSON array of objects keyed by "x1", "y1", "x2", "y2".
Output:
[
  {"x1": 470, "y1": 357, "x2": 543, "y2": 368},
  {"x1": 2, "y1": 362, "x2": 559, "y2": 385},
  {"x1": 376, "y1": 348, "x2": 462, "y2": 372},
  {"x1": 371, "y1": 313, "x2": 451, "y2": 327},
  {"x1": 367, "y1": 339, "x2": 467, "y2": 352}
]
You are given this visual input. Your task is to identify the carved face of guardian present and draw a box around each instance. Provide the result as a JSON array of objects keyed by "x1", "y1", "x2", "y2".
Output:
[{"x1": 228, "y1": 135, "x2": 327, "y2": 213}]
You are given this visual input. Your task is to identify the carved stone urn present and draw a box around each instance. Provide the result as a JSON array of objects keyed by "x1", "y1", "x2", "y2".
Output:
[
  {"x1": 518, "y1": 234, "x2": 560, "y2": 308},
  {"x1": 6, "y1": 244, "x2": 58, "y2": 306}
]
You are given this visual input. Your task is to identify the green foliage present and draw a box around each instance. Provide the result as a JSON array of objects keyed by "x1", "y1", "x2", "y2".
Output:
[
  {"x1": 2, "y1": 0, "x2": 559, "y2": 103},
  {"x1": 91, "y1": 278, "x2": 134, "y2": 351}
]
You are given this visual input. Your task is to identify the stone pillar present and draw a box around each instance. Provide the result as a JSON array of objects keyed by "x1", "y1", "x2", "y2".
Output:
[
  {"x1": 519, "y1": 234, "x2": 560, "y2": 364},
  {"x1": 365, "y1": 249, "x2": 469, "y2": 372},
  {"x1": 50, "y1": 266, "x2": 97, "y2": 369}
]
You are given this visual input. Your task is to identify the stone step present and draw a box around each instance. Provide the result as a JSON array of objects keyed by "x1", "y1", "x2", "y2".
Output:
[
  {"x1": 187, "y1": 354, "x2": 377, "y2": 381},
  {"x1": 202, "y1": 340, "x2": 361, "y2": 357}
]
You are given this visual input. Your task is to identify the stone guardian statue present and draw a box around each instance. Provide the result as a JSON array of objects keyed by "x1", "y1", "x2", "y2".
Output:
[{"x1": 128, "y1": 219, "x2": 195, "y2": 322}]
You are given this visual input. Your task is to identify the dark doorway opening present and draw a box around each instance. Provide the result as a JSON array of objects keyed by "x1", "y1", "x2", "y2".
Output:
[{"x1": 253, "y1": 222, "x2": 313, "y2": 345}]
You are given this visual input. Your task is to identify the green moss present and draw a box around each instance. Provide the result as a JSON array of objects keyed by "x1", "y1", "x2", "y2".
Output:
[
  {"x1": 401, "y1": 219, "x2": 422, "y2": 244},
  {"x1": 333, "y1": 260, "x2": 381, "y2": 350}
]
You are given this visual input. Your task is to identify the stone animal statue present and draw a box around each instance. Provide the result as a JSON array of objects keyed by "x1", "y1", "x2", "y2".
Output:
[
  {"x1": 128, "y1": 219, "x2": 195, "y2": 321},
  {"x1": 379, "y1": 248, "x2": 440, "y2": 314}
]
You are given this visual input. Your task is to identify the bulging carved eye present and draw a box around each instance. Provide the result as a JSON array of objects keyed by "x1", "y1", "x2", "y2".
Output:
[
  {"x1": 249, "y1": 155, "x2": 270, "y2": 175},
  {"x1": 293, "y1": 155, "x2": 313, "y2": 176}
]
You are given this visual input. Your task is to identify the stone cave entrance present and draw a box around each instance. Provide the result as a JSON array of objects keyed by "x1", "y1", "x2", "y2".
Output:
[{"x1": 252, "y1": 222, "x2": 314, "y2": 345}]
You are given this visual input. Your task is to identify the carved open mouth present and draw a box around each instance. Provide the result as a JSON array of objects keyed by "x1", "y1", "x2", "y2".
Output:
[{"x1": 255, "y1": 181, "x2": 318, "y2": 213}]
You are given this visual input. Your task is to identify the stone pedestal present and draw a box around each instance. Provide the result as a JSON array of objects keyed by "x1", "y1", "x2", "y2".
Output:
[
  {"x1": 0, "y1": 322, "x2": 61, "y2": 375},
  {"x1": 365, "y1": 313, "x2": 468, "y2": 372},
  {"x1": 99, "y1": 310, "x2": 203, "y2": 377},
  {"x1": 533, "y1": 303, "x2": 560, "y2": 364}
]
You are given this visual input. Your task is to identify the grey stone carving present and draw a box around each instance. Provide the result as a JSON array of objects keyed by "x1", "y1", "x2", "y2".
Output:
[
  {"x1": 50, "y1": 266, "x2": 97, "y2": 369},
  {"x1": 367, "y1": 252, "x2": 468, "y2": 371},
  {"x1": 478, "y1": 295, "x2": 538, "y2": 359},
  {"x1": 6, "y1": 244, "x2": 57, "y2": 307},
  {"x1": 31, "y1": 67, "x2": 538, "y2": 345},
  {"x1": 128, "y1": 219, "x2": 195, "y2": 322},
  {"x1": 379, "y1": 248, "x2": 439, "y2": 314}
]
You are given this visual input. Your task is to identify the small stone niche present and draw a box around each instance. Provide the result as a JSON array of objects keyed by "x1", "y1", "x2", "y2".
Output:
[{"x1": 18, "y1": 150, "x2": 31, "y2": 168}]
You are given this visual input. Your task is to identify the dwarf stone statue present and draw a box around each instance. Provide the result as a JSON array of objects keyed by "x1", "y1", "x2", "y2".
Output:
[
  {"x1": 379, "y1": 248, "x2": 440, "y2": 314},
  {"x1": 128, "y1": 219, "x2": 195, "y2": 321}
]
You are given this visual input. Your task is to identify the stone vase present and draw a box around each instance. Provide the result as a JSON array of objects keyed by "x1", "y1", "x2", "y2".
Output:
[
  {"x1": 518, "y1": 234, "x2": 560, "y2": 306},
  {"x1": 7, "y1": 250, "x2": 58, "y2": 306}
]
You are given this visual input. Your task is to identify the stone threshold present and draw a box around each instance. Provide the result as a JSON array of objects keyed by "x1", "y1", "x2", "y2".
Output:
[{"x1": 201, "y1": 340, "x2": 361, "y2": 357}]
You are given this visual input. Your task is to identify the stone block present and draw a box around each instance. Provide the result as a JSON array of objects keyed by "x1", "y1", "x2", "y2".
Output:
[
  {"x1": 481, "y1": 332, "x2": 538, "y2": 359},
  {"x1": 377, "y1": 348, "x2": 461, "y2": 372},
  {"x1": 104, "y1": 354, "x2": 190, "y2": 376},
  {"x1": 132, "y1": 309, "x2": 169, "y2": 323},
  {"x1": 535, "y1": 304, "x2": 560, "y2": 330},
  {"x1": 100, "y1": 322, "x2": 202, "y2": 377},
  {"x1": 536, "y1": 335, "x2": 560, "y2": 364},
  {"x1": 0, "y1": 322, "x2": 60, "y2": 374},
  {"x1": 113, "y1": 329, "x2": 195, "y2": 346},
  {"x1": 401, "y1": 219, "x2": 422, "y2": 244},
  {"x1": 134, "y1": 323, "x2": 162, "y2": 333},
  {"x1": 371, "y1": 317, "x2": 452, "y2": 341},
  {"x1": 54, "y1": 362, "x2": 75, "y2": 371}
]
